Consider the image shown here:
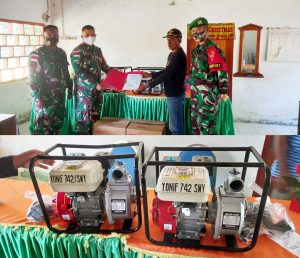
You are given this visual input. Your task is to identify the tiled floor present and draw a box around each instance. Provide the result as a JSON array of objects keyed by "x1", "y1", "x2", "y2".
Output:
[
  {"x1": 17, "y1": 121, "x2": 298, "y2": 135},
  {"x1": 234, "y1": 122, "x2": 297, "y2": 135}
]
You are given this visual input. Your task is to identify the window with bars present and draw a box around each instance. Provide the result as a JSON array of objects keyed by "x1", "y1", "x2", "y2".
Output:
[{"x1": 0, "y1": 19, "x2": 44, "y2": 83}]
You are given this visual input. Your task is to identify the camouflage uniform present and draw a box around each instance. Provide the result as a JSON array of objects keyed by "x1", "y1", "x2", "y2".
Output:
[
  {"x1": 70, "y1": 43, "x2": 110, "y2": 134},
  {"x1": 190, "y1": 38, "x2": 228, "y2": 135},
  {"x1": 28, "y1": 46, "x2": 72, "y2": 135}
]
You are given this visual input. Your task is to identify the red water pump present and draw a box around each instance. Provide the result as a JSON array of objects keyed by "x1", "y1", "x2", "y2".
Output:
[
  {"x1": 152, "y1": 192, "x2": 177, "y2": 234},
  {"x1": 52, "y1": 192, "x2": 76, "y2": 223}
]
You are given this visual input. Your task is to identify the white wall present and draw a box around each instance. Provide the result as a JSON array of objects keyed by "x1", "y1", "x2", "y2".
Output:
[
  {"x1": 0, "y1": 0, "x2": 47, "y2": 122},
  {"x1": 0, "y1": 79, "x2": 32, "y2": 122},
  {"x1": 0, "y1": 0, "x2": 47, "y2": 23},
  {"x1": 0, "y1": 135, "x2": 265, "y2": 195},
  {"x1": 49, "y1": 0, "x2": 300, "y2": 125}
]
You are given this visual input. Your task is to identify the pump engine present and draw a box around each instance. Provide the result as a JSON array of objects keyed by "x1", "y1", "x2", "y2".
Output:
[
  {"x1": 50, "y1": 158, "x2": 135, "y2": 228},
  {"x1": 152, "y1": 166, "x2": 249, "y2": 241}
]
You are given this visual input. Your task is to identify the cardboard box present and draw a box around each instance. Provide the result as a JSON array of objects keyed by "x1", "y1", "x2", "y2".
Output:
[
  {"x1": 93, "y1": 117, "x2": 130, "y2": 135},
  {"x1": 0, "y1": 114, "x2": 16, "y2": 135},
  {"x1": 126, "y1": 119, "x2": 166, "y2": 135}
]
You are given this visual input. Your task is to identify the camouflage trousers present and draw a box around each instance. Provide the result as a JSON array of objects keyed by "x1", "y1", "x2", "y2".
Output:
[
  {"x1": 75, "y1": 88, "x2": 102, "y2": 135},
  {"x1": 31, "y1": 98, "x2": 65, "y2": 135},
  {"x1": 190, "y1": 84, "x2": 219, "y2": 135}
]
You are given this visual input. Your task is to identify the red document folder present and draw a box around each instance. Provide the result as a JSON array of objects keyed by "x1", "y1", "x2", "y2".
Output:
[
  {"x1": 101, "y1": 70, "x2": 144, "y2": 91},
  {"x1": 101, "y1": 69, "x2": 127, "y2": 91}
]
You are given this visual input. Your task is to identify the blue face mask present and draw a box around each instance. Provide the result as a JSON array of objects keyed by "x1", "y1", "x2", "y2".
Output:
[{"x1": 192, "y1": 31, "x2": 207, "y2": 42}]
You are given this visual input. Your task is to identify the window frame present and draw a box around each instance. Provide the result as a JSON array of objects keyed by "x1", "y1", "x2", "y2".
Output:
[{"x1": 0, "y1": 18, "x2": 44, "y2": 84}]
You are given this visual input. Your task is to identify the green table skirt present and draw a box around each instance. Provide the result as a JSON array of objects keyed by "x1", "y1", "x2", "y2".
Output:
[{"x1": 0, "y1": 225, "x2": 158, "y2": 258}]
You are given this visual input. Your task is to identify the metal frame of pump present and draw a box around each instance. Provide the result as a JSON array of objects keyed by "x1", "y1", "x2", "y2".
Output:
[
  {"x1": 141, "y1": 146, "x2": 271, "y2": 252},
  {"x1": 29, "y1": 142, "x2": 144, "y2": 234}
]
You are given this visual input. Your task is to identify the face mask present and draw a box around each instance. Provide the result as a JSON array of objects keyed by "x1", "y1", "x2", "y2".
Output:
[
  {"x1": 44, "y1": 32, "x2": 59, "y2": 47},
  {"x1": 192, "y1": 31, "x2": 207, "y2": 42},
  {"x1": 45, "y1": 37, "x2": 59, "y2": 47},
  {"x1": 83, "y1": 36, "x2": 96, "y2": 45}
]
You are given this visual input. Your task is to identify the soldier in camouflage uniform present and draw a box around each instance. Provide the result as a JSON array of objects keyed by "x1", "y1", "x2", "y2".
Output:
[
  {"x1": 70, "y1": 25, "x2": 111, "y2": 135},
  {"x1": 28, "y1": 25, "x2": 72, "y2": 135},
  {"x1": 189, "y1": 17, "x2": 229, "y2": 135}
]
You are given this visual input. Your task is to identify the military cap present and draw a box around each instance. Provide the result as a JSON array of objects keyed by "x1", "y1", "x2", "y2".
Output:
[
  {"x1": 163, "y1": 28, "x2": 182, "y2": 38},
  {"x1": 189, "y1": 17, "x2": 208, "y2": 30}
]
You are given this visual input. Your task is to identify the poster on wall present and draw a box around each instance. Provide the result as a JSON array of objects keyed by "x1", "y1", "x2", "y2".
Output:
[
  {"x1": 207, "y1": 23, "x2": 235, "y2": 40},
  {"x1": 267, "y1": 28, "x2": 300, "y2": 62},
  {"x1": 187, "y1": 23, "x2": 235, "y2": 40}
]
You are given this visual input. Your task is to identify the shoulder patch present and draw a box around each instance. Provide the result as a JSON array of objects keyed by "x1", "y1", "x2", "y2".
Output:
[
  {"x1": 206, "y1": 46, "x2": 227, "y2": 72},
  {"x1": 72, "y1": 50, "x2": 81, "y2": 57},
  {"x1": 30, "y1": 53, "x2": 39, "y2": 63}
]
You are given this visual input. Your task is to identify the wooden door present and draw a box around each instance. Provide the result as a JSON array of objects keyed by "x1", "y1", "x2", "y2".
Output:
[{"x1": 186, "y1": 23, "x2": 235, "y2": 100}]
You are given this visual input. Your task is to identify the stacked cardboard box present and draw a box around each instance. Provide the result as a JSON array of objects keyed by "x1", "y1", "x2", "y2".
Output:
[
  {"x1": 126, "y1": 119, "x2": 166, "y2": 135},
  {"x1": 93, "y1": 117, "x2": 166, "y2": 135}
]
